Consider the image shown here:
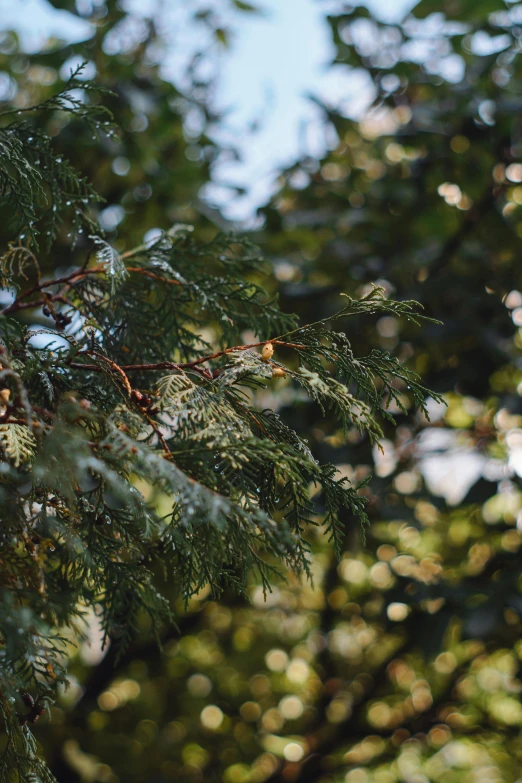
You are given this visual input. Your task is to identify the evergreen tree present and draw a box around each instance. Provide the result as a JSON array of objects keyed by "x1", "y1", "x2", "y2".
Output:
[{"x1": 0, "y1": 67, "x2": 439, "y2": 779}]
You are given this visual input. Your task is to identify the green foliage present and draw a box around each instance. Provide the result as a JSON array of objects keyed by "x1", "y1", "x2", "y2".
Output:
[
  {"x1": 0, "y1": 66, "x2": 434, "y2": 781},
  {"x1": 9, "y1": 0, "x2": 522, "y2": 779},
  {"x1": 0, "y1": 64, "x2": 110, "y2": 250},
  {"x1": 0, "y1": 423, "x2": 36, "y2": 466},
  {"x1": 0, "y1": 700, "x2": 56, "y2": 783}
]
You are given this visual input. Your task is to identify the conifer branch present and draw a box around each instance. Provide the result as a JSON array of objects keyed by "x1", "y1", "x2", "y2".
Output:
[
  {"x1": 0, "y1": 70, "x2": 443, "y2": 783},
  {"x1": 1, "y1": 264, "x2": 183, "y2": 316}
]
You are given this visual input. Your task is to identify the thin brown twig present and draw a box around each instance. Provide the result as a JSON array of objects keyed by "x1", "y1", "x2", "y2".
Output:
[
  {"x1": 141, "y1": 409, "x2": 172, "y2": 458},
  {"x1": 1, "y1": 264, "x2": 182, "y2": 316},
  {"x1": 86, "y1": 351, "x2": 133, "y2": 396},
  {"x1": 180, "y1": 339, "x2": 306, "y2": 367},
  {"x1": 0, "y1": 416, "x2": 32, "y2": 426},
  {"x1": 2, "y1": 266, "x2": 105, "y2": 311},
  {"x1": 67, "y1": 339, "x2": 306, "y2": 376},
  {"x1": 3, "y1": 298, "x2": 47, "y2": 313},
  {"x1": 66, "y1": 360, "x2": 213, "y2": 381},
  {"x1": 73, "y1": 351, "x2": 173, "y2": 456},
  {"x1": 126, "y1": 267, "x2": 181, "y2": 286}
]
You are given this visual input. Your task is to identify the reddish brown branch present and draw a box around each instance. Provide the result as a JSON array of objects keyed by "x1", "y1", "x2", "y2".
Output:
[
  {"x1": 174, "y1": 339, "x2": 305, "y2": 367},
  {"x1": 3, "y1": 298, "x2": 47, "y2": 313},
  {"x1": 67, "y1": 339, "x2": 305, "y2": 377},
  {"x1": 142, "y1": 409, "x2": 172, "y2": 458},
  {"x1": 86, "y1": 350, "x2": 133, "y2": 396},
  {"x1": 1, "y1": 264, "x2": 182, "y2": 316},
  {"x1": 67, "y1": 360, "x2": 212, "y2": 381},
  {"x1": 2, "y1": 266, "x2": 105, "y2": 313},
  {"x1": 126, "y1": 267, "x2": 181, "y2": 285},
  {"x1": 0, "y1": 416, "x2": 32, "y2": 426}
]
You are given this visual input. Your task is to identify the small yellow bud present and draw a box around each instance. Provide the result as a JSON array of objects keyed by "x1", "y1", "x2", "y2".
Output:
[
  {"x1": 261, "y1": 342, "x2": 274, "y2": 361},
  {"x1": 0, "y1": 388, "x2": 10, "y2": 406},
  {"x1": 272, "y1": 367, "x2": 286, "y2": 378}
]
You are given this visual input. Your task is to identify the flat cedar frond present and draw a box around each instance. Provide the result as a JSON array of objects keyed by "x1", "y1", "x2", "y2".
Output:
[
  {"x1": 89, "y1": 235, "x2": 128, "y2": 293},
  {"x1": 0, "y1": 63, "x2": 110, "y2": 249},
  {"x1": 0, "y1": 241, "x2": 40, "y2": 290},
  {"x1": 0, "y1": 423, "x2": 36, "y2": 467},
  {"x1": 0, "y1": 73, "x2": 441, "y2": 782}
]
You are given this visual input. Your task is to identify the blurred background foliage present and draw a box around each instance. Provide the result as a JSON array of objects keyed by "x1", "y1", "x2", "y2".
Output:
[{"x1": 3, "y1": 0, "x2": 522, "y2": 781}]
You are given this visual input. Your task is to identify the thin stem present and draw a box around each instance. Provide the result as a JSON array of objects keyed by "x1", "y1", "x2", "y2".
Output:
[
  {"x1": 176, "y1": 340, "x2": 305, "y2": 368},
  {"x1": 121, "y1": 243, "x2": 151, "y2": 260},
  {"x1": 142, "y1": 409, "x2": 172, "y2": 458},
  {"x1": 2, "y1": 262, "x2": 182, "y2": 316},
  {"x1": 126, "y1": 267, "x2": 181, "y2": 286},
  {"x1": 1, "y1": 267, "x2": 104, "y2": 314},
  {"x1": 86, "y1": 351, "x2": 133, "y2": 396},
  {"x1": 67, "y1": 338, "x2": 305, "y2": 376}
]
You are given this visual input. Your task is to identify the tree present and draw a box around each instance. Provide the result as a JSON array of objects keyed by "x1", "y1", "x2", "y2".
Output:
[{"x1": 0, "y1": 61, "x2": 438, "y2": 780}]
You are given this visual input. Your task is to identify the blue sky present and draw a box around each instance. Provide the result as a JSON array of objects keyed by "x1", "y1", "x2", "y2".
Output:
[{"x1": 0, "y1": 0, "x2": 417, "y2": 221}]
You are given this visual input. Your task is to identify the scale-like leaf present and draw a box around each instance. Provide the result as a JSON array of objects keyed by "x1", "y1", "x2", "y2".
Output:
[{"x1": 0, "y1": 424, "x2": 36, "y2": 467}]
